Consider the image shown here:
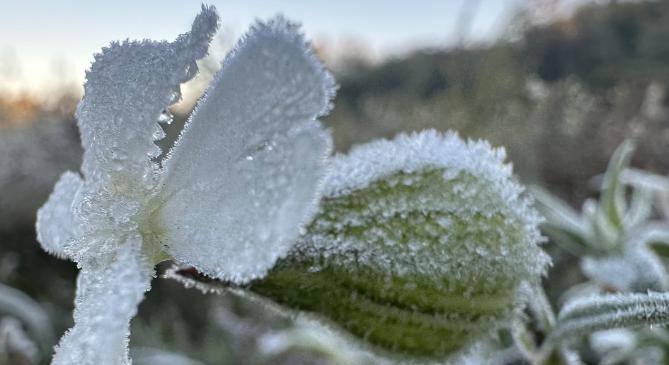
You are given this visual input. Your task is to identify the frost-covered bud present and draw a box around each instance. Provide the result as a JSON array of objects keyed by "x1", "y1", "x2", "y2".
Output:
[{"x1": 245, "y1": 130, "x2": 549, "y2": 360}]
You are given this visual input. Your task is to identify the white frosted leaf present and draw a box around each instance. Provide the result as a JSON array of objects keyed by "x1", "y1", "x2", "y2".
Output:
[
  {"x1": 589, "y1": 329, "x2": 635, "y2": 357},
  {"x1": 622, "y1": 168, "x2": 669, "y2": 192},
  {"x1": 0, "y1": 317, "x2": 39, "y2": 363},
  {"x1": 531, "y1": 186, "x2": 586, "y2": 238},
  {"x1": 581, "y1": 248, "x2": 669, "y2": 292},
  {"x1": 629, "y1": 223, "x2": 669, "y2": 252},
  {"x1": 559, "y1": 346, "x2": 585, "y2": 365},
  {"x1": 0, "y1": 283, "x2": 55, "y2": 358},
  {"x1": 598, "y1": 140, "x2": 634, "y2": 229},
  {"x1": 51, "y1": 236, "x2": 153, "y2": 365},
  {"x1": 624, "y1": 187, "x2": 653, "y2": 229},
  {"x1": 159, "y1": 16, "x2": 335, "y2": 283},
  {"x1": 627, "y1": 347, "x2": 666, "y2": 365},
  {"x1": 131, "y1": 348, "x2": 207, "y2": 365},
  {"x1": 35, "y1": 171, "x2": 83, "y2": 259},
  {"x1": 552, "y1": 292, "x2": 669, "y2": 341},
  {"x1": 76, "y1": 5, "x2": 218, "y2": 186},
  {"x1": 257, "y1": 318, "x2": 382, "y2": 365},
  {"x1": 520, "y1": 283, "x2": 556, "y2": 332}
]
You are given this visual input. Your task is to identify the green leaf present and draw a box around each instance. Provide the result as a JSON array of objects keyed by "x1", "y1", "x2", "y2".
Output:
[{"x1": 599, "y1": 140, "x2": 635, "y2": 232}]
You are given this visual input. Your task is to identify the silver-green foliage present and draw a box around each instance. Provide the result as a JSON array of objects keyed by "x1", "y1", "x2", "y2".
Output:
[
  {"x1": 0, "y1": 283, "x2": 55, "y2": 363},
  {"x1": 532, "y1": 141, "x2": 669, "y2": 364},
  {"x1": 534, "y1": 141, "x2": 669, "y2": 292}
]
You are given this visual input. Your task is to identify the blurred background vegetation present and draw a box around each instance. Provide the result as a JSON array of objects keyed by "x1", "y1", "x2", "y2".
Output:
[{"x1": 5, "y1": 0, "x2": 669, "y2": 364}]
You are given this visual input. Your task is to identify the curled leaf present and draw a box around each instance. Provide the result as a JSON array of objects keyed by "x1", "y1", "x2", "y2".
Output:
[
  {"x1": 581, "y1": 247, "x2": 669, "y2": 292},
  {"x1": 0, "y1": 283, "x2": 55, "y2": 359},
  {"x1": 599, "y1": 140, "x2": 634, "y2": 231}
]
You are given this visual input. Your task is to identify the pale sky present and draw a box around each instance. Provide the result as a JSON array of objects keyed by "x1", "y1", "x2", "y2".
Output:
[{"x1": 0, "y1": 0, "x2": 549, "y2": 96}]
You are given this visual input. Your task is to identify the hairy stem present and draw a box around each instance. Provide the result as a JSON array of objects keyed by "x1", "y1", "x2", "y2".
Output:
[{"x1": 549, "y1": 292, "x2": 669, "y2": 342}]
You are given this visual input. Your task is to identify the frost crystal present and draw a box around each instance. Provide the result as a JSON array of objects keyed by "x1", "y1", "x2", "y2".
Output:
[
  {"x1": 245, "y1": 130, "x2": 549, "y2": 360},
  {"x1": 35, "y1": 5, "x2": 335, "y2": 364}
]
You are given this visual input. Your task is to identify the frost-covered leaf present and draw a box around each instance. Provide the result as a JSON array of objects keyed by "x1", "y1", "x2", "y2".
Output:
[
  {"x1": 131, "y1": 347, "x2": 207, "y2": 365},
  {"x1": 629, "y1": 223, "x2": 669, "y2": 247},
  {"x1": 590, "y1": 328, "x2": 635, "y2": 356},
  {"x1": 0, "y1": 283, "x2": 55, "y2": 358},
  {"x1": 624, "y1": 186, "x2": 654, "y2": 228},
  {"x1": 589, "y1": 328, "x2": 638, "y2": 365},
  {"x1": 581, "y1": 142, "x2": 638, "y2": 253},
  {"x1": 622, "y1": 168, "x2": 669, "y2": 219},
  {"x1": 629, "y1": 223, "x2": 669, "y2": 258},
  {"x1": 535, "y1": 140, "x2": 641, "y2": 256},
  {"x1": 622, "y1": 168, "x2": 669, "y2": 191},
  {"x1": 76, "y1": 5, "x2": 218, "y2": 186},
  {"x1": 0, "y1": 317, "x2": 39, "y2": 364},
  {"x1": 599, "y1": 140, "x2": 634, "y2": 230},
  {"x1": 581, "y1": 248, "x2": 669, "y2": 292},
  {"x1": 624, "y1": 347, "x2": 666, "y2": 365},
  {"x1": 558, "y1": 346, "x2": 585, "y2": 365},
  {"x1": 51, "y1": 237, "x2": 153, "y2": 365},
  {"x1": 531, "y1": 186, "x2": 590, "y2": 255},
  {"x1": 158, "y1": 16, "x2": 335, "y2": 283},
  {"x1": 551, "y1": 292, "x2": 669, "y2": 343},
  {"x1": 531, "y1": 186, "x2": 586, "y2": 238},
  {"x1": 257, "y1": 318, "x2": 381, "y2": 365},
  {"x1": 242, "y1": 130, "x2": 549, "y2": 360},
  {"x1": 521, "y1": 283, "x2": 556, "y2": 333},
  {"x1": 511, "y1": 320, "x2": 538, "y2": 361},
  {"x1": 578, "y1": 223, "x2": 669, "y2": 292}
]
